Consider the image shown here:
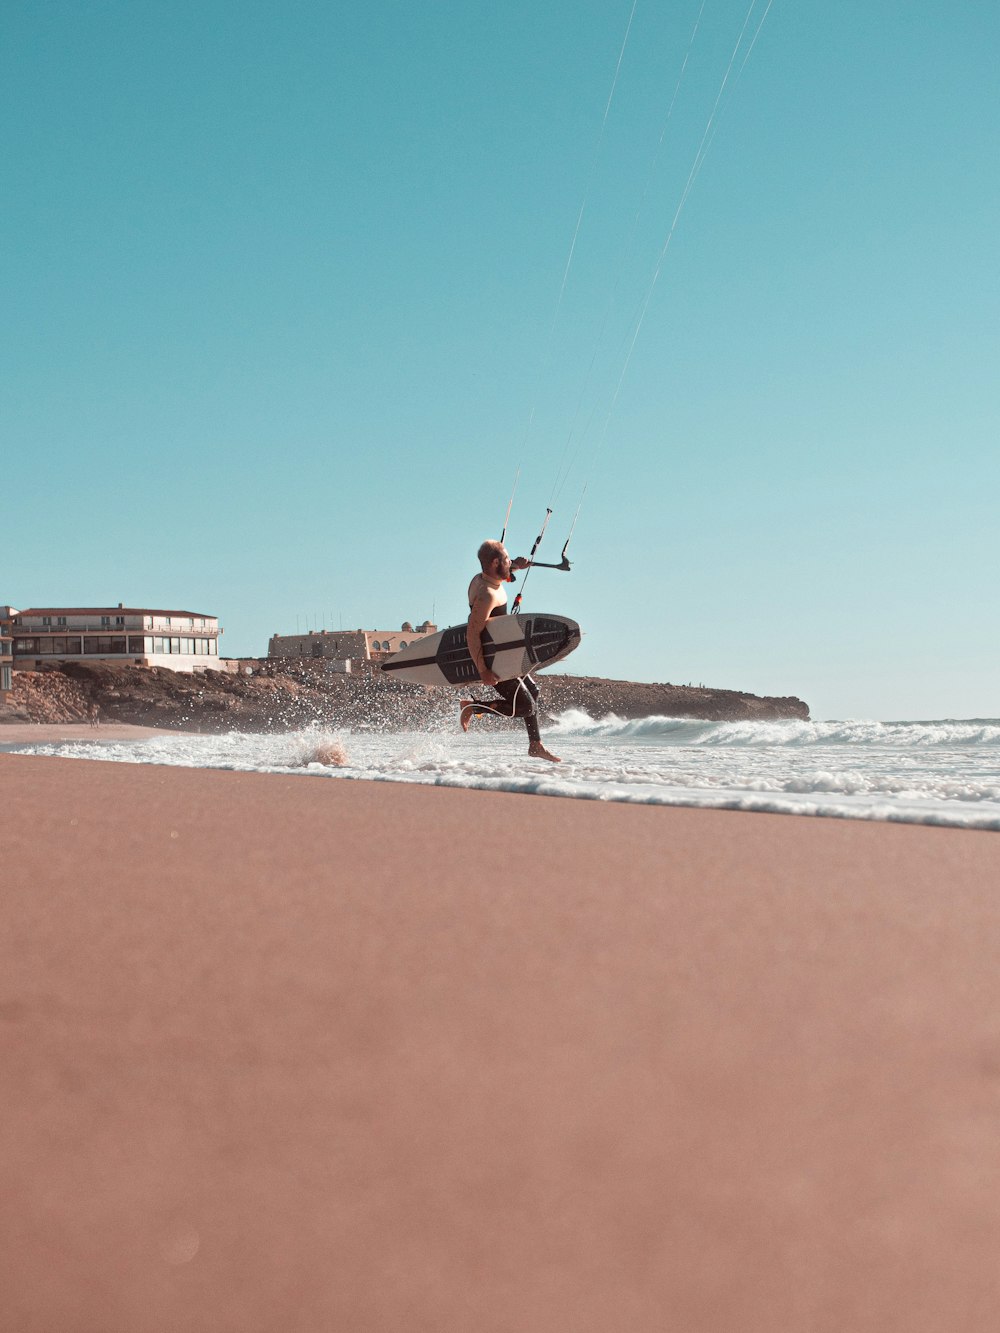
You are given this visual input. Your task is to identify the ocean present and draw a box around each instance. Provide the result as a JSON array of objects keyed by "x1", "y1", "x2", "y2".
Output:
[{"x1": 6, "y1": 711, "x2": 1000, "y2": 832}]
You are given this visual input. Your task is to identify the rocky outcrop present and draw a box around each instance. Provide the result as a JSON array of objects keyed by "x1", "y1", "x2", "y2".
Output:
[
  {"x1": 4, "y1": 670, "x2": 94, "y2": 724},
  {"x1": 1, "y1": 660, "x2": 809, "y2": 731},
  {"x1": 543, "y1": 675, "x2": 809, "y2": 723}
]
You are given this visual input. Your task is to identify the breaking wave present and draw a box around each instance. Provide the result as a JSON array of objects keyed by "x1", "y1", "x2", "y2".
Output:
[
  {"x1": 547, "y1": 711, "x2": 1000, "y2": 748},
  {"x1": 6, "y1": 710, "x2": 1000, "y2": 831}
]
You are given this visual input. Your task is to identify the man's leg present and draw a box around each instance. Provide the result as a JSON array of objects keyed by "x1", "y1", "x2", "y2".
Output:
[
  {"x1": 459, "y1": 689, "x2": 509, "y2": 731},
  {"x1": 502, "y1": 677, "x2": 560, "y2": 762},
  {"x1": 460, "y1": 677, "x2": 559, "y2": 760},
  {"x1": 507, "y1": 676, "x2": 541, "y2": 743}
]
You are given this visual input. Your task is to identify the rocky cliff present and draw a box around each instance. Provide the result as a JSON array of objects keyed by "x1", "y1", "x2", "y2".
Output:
[{"x1": 2, "y1": 660, "x2": 809, "y2": 730}]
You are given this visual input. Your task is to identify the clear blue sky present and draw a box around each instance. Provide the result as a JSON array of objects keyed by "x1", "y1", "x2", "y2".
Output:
[{"x1": 2, "y1": 1, "x2": 997, "y2": 720}]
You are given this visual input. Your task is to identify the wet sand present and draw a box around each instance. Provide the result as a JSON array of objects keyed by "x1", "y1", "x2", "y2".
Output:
[
  {"x1": 0, "y1": 722, "x2": 177, "y2": 744},
  {"x1": 3, "y1": 751, "x2": 1000, "y2": 1331}
]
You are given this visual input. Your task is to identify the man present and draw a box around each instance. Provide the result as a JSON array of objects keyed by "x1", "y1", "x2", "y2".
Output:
[{"x1": 460, "y1": 539, "x2": 561, "y2": 763}]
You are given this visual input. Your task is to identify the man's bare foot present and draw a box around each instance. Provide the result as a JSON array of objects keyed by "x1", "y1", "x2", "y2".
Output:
[
  {"x1": 460, "y1": 701, "x2": 475, "y2": 733},
  {"x1": 529, "y1": 741, "x2": 561, "y2": 763}
]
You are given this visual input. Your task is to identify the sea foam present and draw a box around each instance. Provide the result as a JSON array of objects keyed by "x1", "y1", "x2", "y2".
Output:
[{"x1": 5, "y1": 712, "x2": 1000, "y2": 831}]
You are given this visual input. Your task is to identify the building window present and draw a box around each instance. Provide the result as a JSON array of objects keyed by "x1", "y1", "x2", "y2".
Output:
[
  {"x1": 1, "y1": 665, "x2": 11, "y2": 691},
  {"x1": 14, "y1": 639, "x2": 37, "y2": 652},
  {"x1": 57, "y1": 616, "x2": 66, "y2": 626},
  {"x1": 83, "y1": 636, "x2": 126, "y2": 654},
  {"x1": 39, "y1": 636, "x2": 82, "y2": 655}
]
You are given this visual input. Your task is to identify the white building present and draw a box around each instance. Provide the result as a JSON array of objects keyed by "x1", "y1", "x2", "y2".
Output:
[
  {"x1": 0, "y1": 606, "x2": 13, "y2": 698},
  {"x1": 10, "y1": 605, "x2": 223, "y2": 673}
]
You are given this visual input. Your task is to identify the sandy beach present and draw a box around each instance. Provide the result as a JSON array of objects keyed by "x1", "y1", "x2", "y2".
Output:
[
  {"x1": 0, "y1": 722, "x2": 179, "y2": 745},
  {"x1": 3, "y1": 751, "x2": 1000, "y2": 1331}
]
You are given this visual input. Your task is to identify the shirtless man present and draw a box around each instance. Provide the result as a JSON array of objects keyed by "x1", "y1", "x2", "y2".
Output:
[{"x1": 460, "y1": 539, "x2": 561, "y2": 763}]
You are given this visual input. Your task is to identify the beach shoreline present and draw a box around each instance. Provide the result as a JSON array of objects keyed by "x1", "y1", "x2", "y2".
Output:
[
  {"x1": 7, "y1": 718, "x2": 1000, "y2": 833},
  {"x1": 0, "y1": 721, "x2": 179, "y2": 745},
  {"x1": 4, "y1": 752, "x2": 1000, "y2": 1329}
]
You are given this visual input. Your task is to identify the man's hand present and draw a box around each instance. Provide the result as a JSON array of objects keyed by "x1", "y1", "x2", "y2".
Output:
[
  {"x1": 510, "y1": 556, "x2": 530, "y2": 571},
  {"x1": 480, "y1": 668, "x2": 500, "y2": 687}
]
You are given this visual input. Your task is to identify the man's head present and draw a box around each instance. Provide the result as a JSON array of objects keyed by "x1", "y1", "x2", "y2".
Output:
[{"x1": 477, "y1": 539, "x2": 511, "y2": 580}]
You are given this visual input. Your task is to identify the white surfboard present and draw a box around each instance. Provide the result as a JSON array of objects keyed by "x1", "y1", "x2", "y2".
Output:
[{"x1": 380, "y1": 613, "x2": 581, "y2": 689}]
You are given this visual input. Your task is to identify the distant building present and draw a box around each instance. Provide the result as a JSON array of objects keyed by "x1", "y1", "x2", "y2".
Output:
[
  {"x1": 268, "y1": 620, "x2": 437, "y2": 671},
  {"x1": 9, "y1": 605, "x2": 223, "y2": 673},
  {"x1": 0, "y1": 606, "x2": 13, "y2": 698}
]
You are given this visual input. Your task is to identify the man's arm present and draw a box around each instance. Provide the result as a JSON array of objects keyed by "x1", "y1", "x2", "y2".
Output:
[{"x1": 467, "y1": 593, "x2": 500, "y2": 687}]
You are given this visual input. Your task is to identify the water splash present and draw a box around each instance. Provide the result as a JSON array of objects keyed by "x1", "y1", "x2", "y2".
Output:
[{"x1": 6, "y1": 711, "x2": 1000, "y2": 831}]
